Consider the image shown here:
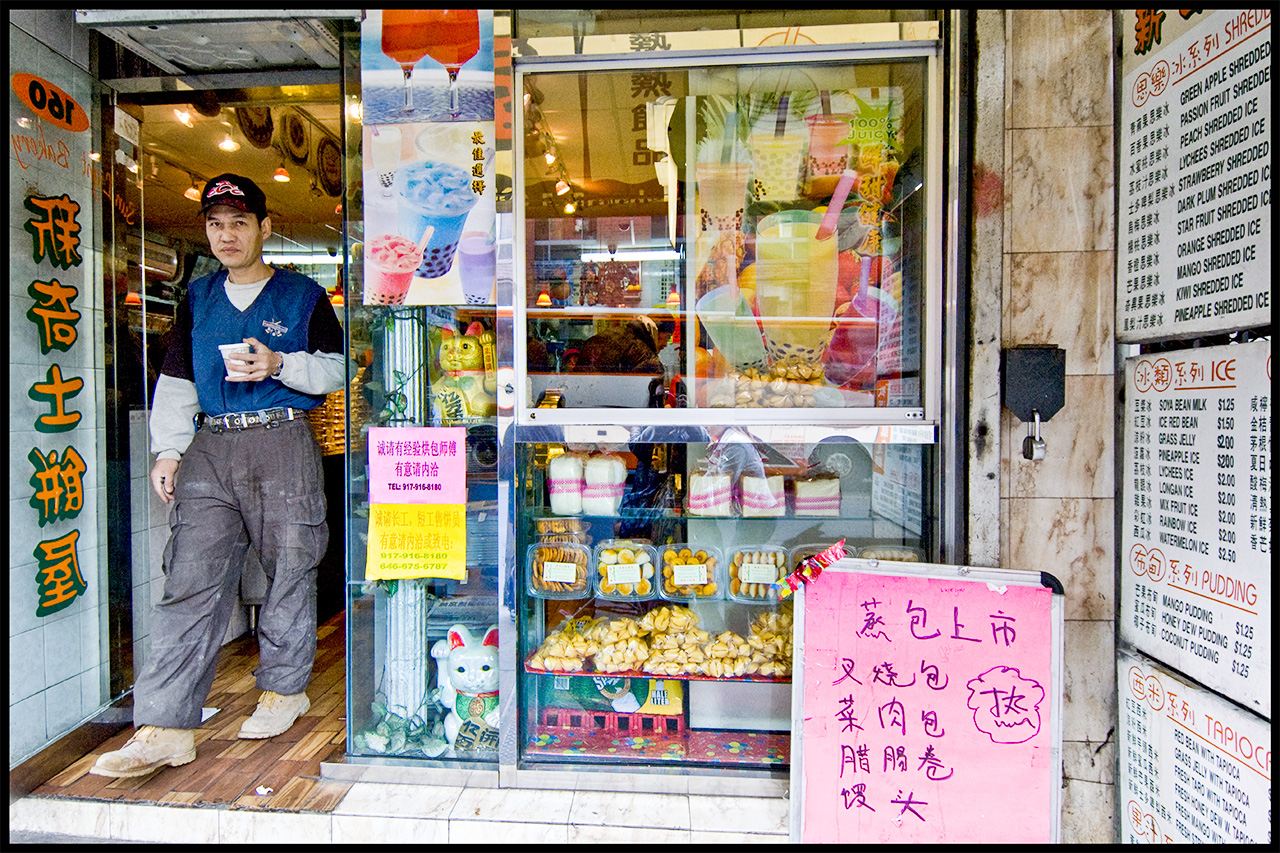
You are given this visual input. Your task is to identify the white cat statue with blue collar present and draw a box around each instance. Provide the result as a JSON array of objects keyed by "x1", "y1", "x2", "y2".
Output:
[{"x1": 431, "y1": 624, "x2": 500, "y2": 751}]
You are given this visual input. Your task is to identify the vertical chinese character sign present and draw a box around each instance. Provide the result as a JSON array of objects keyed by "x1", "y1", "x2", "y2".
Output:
[
  {"x1": 360, "y1": 10, "x2": 496, "y2": 306},
  {"x1": 13, "y1": 68, "x2": 95, "y2": 618},
  {"x1": 794, "y1": 566, "x2": 1060, "y2": 843},
  {"x1": 365, "y1": 426, "x2": 468, "y2": 580}
]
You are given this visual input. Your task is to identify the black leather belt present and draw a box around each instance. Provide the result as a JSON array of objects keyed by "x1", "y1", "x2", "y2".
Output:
[{"x1": 200, "y1": 407, "x2": 301, "y2": 432}]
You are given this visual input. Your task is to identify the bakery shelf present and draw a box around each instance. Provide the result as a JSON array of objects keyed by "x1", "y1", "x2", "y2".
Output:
[{"x1": 524, "y1": 656, "x2": 790, "y2": 684}]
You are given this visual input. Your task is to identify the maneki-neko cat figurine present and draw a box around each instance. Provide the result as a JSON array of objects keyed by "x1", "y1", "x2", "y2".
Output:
[
  {"x1": 430, "y1": 624, "x2": 500, "y2": 752},
  {"x1": 431, "y1": 320, "x2": 496, "y2": 423}
]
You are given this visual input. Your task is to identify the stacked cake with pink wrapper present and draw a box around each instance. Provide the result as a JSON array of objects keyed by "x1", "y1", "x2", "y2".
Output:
[
  {"x1": 687, "y1": 469, "x2": 733, "y2": 517},
  {"x1": 740, "y1": 473, "x2": 785, "y2": 517},
  {"x1": 793, "y1": 471, "x2": 841, "y2": 516},
  {"x1": 547, "y1": 452, "x2": 587, "y2": 515},
  {"x1": 582, "y1": 453, "x2": 627, "y2": 515}
]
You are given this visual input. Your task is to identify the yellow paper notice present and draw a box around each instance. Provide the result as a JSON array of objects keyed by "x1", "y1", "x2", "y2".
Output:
[{"x1": 366, "y1": 503, "x2": 467, "y2": 580}]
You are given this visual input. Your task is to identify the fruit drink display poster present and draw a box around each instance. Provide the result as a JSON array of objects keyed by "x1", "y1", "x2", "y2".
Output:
[{"x1": 361, "y1": 10, "x2": 497, "y2": 306}]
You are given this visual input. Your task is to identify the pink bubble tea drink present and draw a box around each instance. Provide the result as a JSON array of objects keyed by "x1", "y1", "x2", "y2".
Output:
[
  {"x1": 804, "y1": 114, "x2": 853, "y2": 199},
  {"x1": 365, "y1": 233, "x2": 422, "y2": 305}
]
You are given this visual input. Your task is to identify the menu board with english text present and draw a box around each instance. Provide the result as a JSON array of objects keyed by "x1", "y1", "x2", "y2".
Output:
[
  {"x1": 1117, "y1": 9, "x2": 1271, "y2": 341},
  {"x1": 1120, "y1": 339, "x2": 1271, "y2": 716},
  {"x1": 790, "y1": 560, "x2": 1064, "y2": 843},
  {"x1": 1118, "y1": 646, "x2": 1271, "y2": 843}
]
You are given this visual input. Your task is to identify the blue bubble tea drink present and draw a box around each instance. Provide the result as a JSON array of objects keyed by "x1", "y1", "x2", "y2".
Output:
[{"x1": 395, "y1": 160, "x2": 480, "y2": 279}]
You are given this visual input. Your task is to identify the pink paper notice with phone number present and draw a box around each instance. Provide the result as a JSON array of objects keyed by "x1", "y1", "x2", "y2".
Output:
[
  {"x1": 801, "y1": 571, "x2": 1054, "y2": 844},
  {"x1": 367, "y1": 426, "x2": 467, "y2": 505}
]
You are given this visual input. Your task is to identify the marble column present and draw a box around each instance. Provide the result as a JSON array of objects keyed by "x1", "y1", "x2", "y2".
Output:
[{"x1": 1001, "y1": 9, "x2": 1117, "y2": 843}]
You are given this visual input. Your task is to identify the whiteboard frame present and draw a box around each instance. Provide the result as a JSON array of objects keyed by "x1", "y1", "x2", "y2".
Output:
[{"x1": 789, "y1": 557, "x2": 1066, "y2": 843}]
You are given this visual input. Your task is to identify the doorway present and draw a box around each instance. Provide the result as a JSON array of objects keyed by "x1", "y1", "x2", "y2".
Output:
[{"x1": 105, "y1": 81, "x2": 351, "y2": 704}]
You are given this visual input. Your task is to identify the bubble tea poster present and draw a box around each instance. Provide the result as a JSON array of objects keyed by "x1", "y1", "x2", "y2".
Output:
[{"x1": 361, "y1": 10, "x2": 496, "y2": 306}]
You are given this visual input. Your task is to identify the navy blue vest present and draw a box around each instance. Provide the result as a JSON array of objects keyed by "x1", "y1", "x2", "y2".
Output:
[{"x1": 188, "y1": 268, "x2": 326, "y2": 416}]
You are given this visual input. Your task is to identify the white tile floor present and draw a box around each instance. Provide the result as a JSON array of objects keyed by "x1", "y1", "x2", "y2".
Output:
[{"x1": 9, "y1": 782, "x2": 791, "y2": 844}]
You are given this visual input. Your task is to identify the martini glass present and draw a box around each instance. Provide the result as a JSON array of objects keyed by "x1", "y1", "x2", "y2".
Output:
[
  {"x1": 381, "y1": 10, "x2": 440, "y2": 117},
  {"x1": 419, "y1": 9, "x2": 481, "y2": 121}
]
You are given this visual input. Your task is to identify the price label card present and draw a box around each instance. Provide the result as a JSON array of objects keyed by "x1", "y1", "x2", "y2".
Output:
[
  {"x1": 607, "y1": 563, "x2": 641, "y2": 585},
  {"x1": 742, "y1": 562, "x2": 779, "y2": 584},
  {"x1": 673, "y1": 563, "x2": 708, "y2": 586},
  {"x1": 542, "y1": 561, "x2": 579, "y2": 583}
]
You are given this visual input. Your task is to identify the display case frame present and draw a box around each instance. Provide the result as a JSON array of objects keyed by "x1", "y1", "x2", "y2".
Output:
[
  {"x1": 496, "y1": 37, "x2": 949, "y2": 795},
  {"x1": 498, "y1": 420, "x2": 939, "y2": 793}
]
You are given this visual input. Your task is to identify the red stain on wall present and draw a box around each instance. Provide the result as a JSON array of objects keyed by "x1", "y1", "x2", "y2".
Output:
[{"x1": 972, "y1": 162, "x2": 1004, "y2": 218}]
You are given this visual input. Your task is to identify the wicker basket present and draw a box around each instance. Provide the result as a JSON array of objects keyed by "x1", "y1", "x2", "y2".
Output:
[{"x1": 308, "y1": 365, "x2": 371, "y2": 456}]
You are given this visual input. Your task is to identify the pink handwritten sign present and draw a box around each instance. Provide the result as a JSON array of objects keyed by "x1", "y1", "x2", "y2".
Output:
[
  {"x1": 799, "y1": 571, "x2": 1055, "y2": 843},
  {"x1": 367, "y1": 426, "x2": 467, "y2": 505}
]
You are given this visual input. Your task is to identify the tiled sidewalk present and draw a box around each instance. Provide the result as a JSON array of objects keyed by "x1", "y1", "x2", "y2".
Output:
[{"x1": 9, "y1": 783, "x2": 790, "y2": 843}]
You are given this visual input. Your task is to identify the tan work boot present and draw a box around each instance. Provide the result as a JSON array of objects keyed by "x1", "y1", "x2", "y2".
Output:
[
  {"x1": 238, "y1": 690, "x2": 310, "y2": 739},
  {"x1": 89, "y1": 726, "x2": 196, "y2": 778}
]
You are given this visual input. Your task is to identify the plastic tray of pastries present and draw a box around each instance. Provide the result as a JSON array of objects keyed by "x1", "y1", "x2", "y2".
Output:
[
  {"x1": 527, "y1": 541, "x2": 592, "y2": 599},
  {"x1": 656, "y1": 544, "x2": 724, "y2": 602},
  {"x1": 726, "y1": 546, "x2": 788, "y2": 604},
  {"x1": 592, "y1": 538, "x2": 657, "y2": 601}
]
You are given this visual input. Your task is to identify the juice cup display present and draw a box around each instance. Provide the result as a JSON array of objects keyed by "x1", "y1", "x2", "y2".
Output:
[
  {"x1": 365, "y1": 233, "x2": 423, "y2": 305},
  {"x1": 804, "y1": 114, "x2": 853, "y2": 199},
  {"x1": 754, "y1": 209, "x2": 838, "y2": 363},
  {"x1": 696, "y1": 161, "x2": 751, "y2": 232},
  {"x1": 370, "y1": 125, "x2": 401, "y2": 199},
  {"x1": 457, "y1": 232, "x2": 496, "y2": 304},
  {"x1": 748, "y1": 134, "x2": 806, "y2": 202},
  {"x1": 395, "y1": 160, "x2": 479, "y2": 279},
  {"x1": 695, "y1": 285, "x2": 767, "y2": 370}
]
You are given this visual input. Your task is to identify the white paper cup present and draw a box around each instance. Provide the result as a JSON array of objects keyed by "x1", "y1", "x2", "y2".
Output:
[{"x1": 218, "y1": 342, "x2": 251, "y2": 379}]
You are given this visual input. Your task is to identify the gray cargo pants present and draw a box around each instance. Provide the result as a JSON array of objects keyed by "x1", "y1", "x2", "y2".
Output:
[{"x1": 132, "y1": 418, "x2": 327, "y2": 729}]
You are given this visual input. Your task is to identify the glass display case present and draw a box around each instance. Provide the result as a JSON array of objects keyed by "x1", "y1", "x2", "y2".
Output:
[
  {"x1": 506, "y1": 41, "x2": 943, "y2": 784},
  {"x1": 345, "y1": 304, "x2": 503, "y2": 765},
  {"x1": 510, "y1": 425, "x2": 934, "y2": 777}
]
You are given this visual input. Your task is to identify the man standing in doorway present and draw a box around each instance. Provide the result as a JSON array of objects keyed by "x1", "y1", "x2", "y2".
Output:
[{"x1": 92, "y1": 174, "x2": 349, "y2": 777}]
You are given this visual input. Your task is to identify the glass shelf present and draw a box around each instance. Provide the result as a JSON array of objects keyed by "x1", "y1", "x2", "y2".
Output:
[{"x1": 525, "y1": 658, "x2": 789, "y2": 684}]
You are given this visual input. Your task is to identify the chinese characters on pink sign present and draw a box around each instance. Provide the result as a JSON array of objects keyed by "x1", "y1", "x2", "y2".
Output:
[
  {"x1": 365, "y1": 426, "x2": 468, "y2": 580},
  {"x1": 801, "y1": 571, "x2": 1055, "y2": 843}
]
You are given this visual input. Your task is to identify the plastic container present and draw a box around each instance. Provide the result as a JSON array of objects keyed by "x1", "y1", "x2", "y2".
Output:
[
  {"x1": 859, "y1": 544, "x2": 923, "y2": 562},
  {"x1": 592, "y1": 539, "x2": 657, "y2": 601},
  {"x1": 527, "y1": 541, "x2": 592, "y2": 599},
  {"x1": 656, "y1": 544, "x2": 724, "y2": 602},
  {"x1": 789, "y1": 542, "x2": 831, "y2": 573},
  {"x1": 533, "y1": 516, "x2": 592, "y2": 547},
  {"x1": 726, "y1": 546, "x2": 788, "y2": 604}
]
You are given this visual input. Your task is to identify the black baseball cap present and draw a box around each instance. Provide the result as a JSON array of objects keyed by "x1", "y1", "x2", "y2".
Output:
[{"x1": 199, "y1": 173, "x2": 268, "y2": 220}]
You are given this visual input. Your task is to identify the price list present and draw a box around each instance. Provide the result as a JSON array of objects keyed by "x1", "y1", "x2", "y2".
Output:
[
  {"x1": 1121, "y1": 339, "x2": 1271, "y2": 716},
  {"x1": 1118, "y1": 9, "x2": 1272, "y2": 341},
  {"x1": 1118, "y1": 647, "x2": 1271, "y2": 844}
]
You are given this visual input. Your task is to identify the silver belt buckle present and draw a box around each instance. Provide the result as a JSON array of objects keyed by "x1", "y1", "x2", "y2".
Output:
[{"x1": 262, "y1": 409, "x2": 278, "y2": 429}]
